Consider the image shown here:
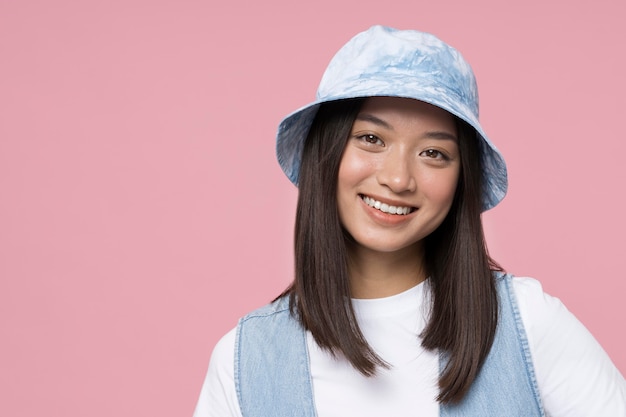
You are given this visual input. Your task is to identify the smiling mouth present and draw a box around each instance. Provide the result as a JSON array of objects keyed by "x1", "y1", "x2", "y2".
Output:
[{"x1": 360, "y1": 195, "x2": 416, "y2": 215}]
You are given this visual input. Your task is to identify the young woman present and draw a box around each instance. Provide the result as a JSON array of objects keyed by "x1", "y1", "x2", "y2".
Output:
[{"x1": 194, "y1": 26, "x2": 625, "y2": 416}]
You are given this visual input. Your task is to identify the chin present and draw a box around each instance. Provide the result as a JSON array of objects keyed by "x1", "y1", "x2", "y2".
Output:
[{"x1": 348, "y1": 235, "x2": 425, "y2": 255}]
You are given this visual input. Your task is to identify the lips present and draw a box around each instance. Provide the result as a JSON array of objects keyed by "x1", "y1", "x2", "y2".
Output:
[{"x1": 360, "y1": 194, "x2": 416, "y2": 215}]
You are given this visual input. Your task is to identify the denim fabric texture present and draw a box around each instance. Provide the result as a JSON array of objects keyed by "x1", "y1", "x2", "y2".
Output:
[
  {"x1": 235, "y1": 274, "x2": 545, "y2": 416},
  {"x1": 234, "y1": 299, "x2": 316, "y2": 417},
  {"x1": 275, "y1": 25, "x2": 508, "y2": 211}
]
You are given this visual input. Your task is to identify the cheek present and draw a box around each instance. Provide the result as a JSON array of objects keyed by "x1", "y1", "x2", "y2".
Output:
[
  {"x1": 337, "y1": 148, "x2": 376, "y2": 188},
  {"x1": 419, "y1": 168, "x2": 460, "y2": 203}
]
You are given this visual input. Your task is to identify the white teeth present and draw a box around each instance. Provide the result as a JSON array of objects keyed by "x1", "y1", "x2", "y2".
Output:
[{"x1": 361, "y1": 195, "x2": 413, "y2": 215}]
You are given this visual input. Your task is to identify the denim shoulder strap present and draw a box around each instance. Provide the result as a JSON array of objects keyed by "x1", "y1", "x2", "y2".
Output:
[
  {"x1": 441, "y1": 274, "x2": 545, "y2": 416},
  {"x1": 235, "y1": 297, "x2": 316, "y2": 417}
]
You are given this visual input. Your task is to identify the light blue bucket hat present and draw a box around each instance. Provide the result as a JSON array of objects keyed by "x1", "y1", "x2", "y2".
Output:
[{"x1": 276, "y1": 25, "x2": 507, "y2": 211}]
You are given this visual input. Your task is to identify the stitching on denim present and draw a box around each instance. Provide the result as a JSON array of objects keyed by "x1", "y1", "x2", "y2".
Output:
[
  {"x1": 504, "y1": 275, "x2": 546, "y2": 417},
  {"x1": 234, "y1": 318, "x2": 245, "y2": 417}
]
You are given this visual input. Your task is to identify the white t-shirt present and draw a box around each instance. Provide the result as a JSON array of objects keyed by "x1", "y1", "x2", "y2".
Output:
[{"x1": 193, "y1": 277, "x2": 626, "y2": 416}]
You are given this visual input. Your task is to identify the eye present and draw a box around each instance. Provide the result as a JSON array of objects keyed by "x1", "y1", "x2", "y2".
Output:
[
  {"x1": 356, "y1": 134, "x2": 385, "y2": 146},
  {"x1": 420, "y1": 149, "x2": 449, "y2": 160}
]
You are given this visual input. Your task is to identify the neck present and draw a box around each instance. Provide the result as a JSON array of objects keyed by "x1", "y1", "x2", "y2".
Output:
[{"x1": 347, "y1": 241, "x2": 426, "y2": 299}]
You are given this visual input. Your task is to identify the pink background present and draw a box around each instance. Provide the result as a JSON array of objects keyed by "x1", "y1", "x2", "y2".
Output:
[{"x1": 1, "y1": 0, "x2": 624, "y2": 415}]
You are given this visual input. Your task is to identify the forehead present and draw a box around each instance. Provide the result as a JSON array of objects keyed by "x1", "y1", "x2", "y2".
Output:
[{"x1": 357, "y1": 97, "x2": 456, "y2": 132}]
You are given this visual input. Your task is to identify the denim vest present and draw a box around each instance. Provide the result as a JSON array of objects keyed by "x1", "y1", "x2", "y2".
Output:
[{"x1": 234, "y1": 275, "x2": 545, "y2": 416}]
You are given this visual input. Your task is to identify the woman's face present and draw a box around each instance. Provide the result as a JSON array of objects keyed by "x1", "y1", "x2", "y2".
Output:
[{"x1": 337, "y1": 97, "x2": 460, "y2": 256}]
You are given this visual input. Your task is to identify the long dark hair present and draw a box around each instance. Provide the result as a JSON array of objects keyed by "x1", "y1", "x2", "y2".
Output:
[{"x1": 279, "y1": 97, "x2": 500, "y2": 404}]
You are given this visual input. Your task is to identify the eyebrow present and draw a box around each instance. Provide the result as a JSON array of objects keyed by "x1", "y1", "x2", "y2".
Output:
[
  {"x1": 355, "y1": 113, "x2": 457, "y2": 141},
  {"x1": 355, "y1": 113, "x2": 394, "y2": 130},
  {"x1": 423, "y1": 131, "x2": 458, "y2": 141}
]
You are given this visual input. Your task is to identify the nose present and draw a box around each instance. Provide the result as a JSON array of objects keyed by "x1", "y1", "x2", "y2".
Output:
[{"x1": 376, "y1": 148, "x2": 417, "y2": 193}]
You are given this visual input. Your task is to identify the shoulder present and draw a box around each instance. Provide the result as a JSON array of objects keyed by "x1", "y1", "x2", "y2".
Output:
[
  {"x1": 237, "y1": 296, "x2": 297, "y2": 341},
  {"x1": 495, "y1": 273, "x2": 575, "y2": 340},
  {"x1": 506, "y1": 275, "x2": 626, "y2": 416},
  {"x1": 211, "y1": 327, "x2": 237, "y2": 374},
  {"x1": 239, "y1": 296, "x2": 291, "y2": 321},
  {"x1": 199, "y1": 297, "x2": 292, "y2": 394},
  {"x1": 507, "y1": 275, "x2": 555, "y2": 306},
  {"x1": 506, "y1": 274, "x2": 602, "y2": 361},
  {"x1": 193, "y1": 298, "x2": 298, "y2": 417},
  {"x1": 193, "y1": 328, "x2": 241, "y2": 417},
  {"x1": 507, "y1": 275, "x2": 563, "y2": 325},
  {"x1": 506, "y1": 275, "x2": 593, "y2": 351}
]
